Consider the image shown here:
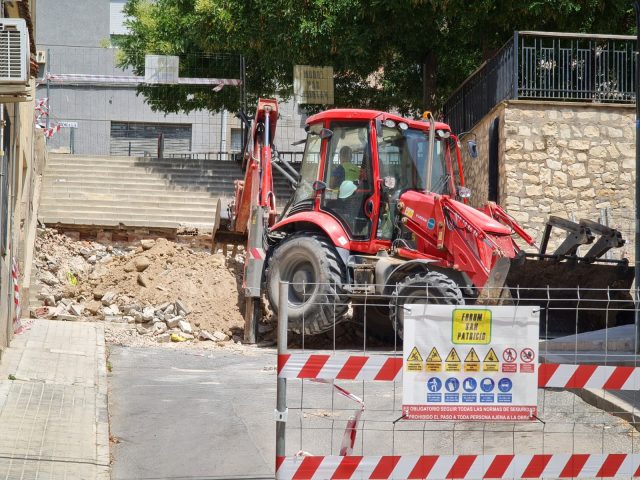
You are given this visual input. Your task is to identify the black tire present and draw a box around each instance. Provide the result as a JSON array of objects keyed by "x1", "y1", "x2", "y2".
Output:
[
  {"x1": 390, "y1": 271, "x2": 464, "y2": 339},
  {"x1": 353, "y1": 303, "x2": 396, "y2": 342},
  {"x1": 266, "y1": 233, "x2": 349, "y2": 335}
]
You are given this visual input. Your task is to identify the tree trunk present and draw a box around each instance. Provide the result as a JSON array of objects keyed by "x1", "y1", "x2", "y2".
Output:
[{"x1": 422, "y1": 51, "x2": 438, "y2": 111}]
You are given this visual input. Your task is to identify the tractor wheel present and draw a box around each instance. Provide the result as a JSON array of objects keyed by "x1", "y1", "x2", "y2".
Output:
[
  {"x1": 390, "y1": 271, "x2": 464, "y2": 339},
  {"x1": 353, "y1": 304, "x2": 396, "y2": 342},
  {"x1": 265, "y1": 233, "x2": 349, "y2": 335}
]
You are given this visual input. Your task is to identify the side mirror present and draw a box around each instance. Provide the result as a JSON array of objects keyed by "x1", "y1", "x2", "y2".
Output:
[
  {"x1": 312, "y1": 180, "x2": 327, "y2": 192},
  {"x1": 467, "y1": 140, "x2": 478, "y2": 158},
  {"x1": 319, "y1": 128, "x2": 333, "y2": 139}
]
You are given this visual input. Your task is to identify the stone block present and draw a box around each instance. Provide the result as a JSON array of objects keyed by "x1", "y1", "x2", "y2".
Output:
[
  {"x1": 572, "y1": 178, "x2": 590, "y2": 188},
  {"x1": 176, "y1": 299, "x2": 192, "y2": 316},
  {"x1": 588, "y1": 146, "x2": 607, "y2": 158},
  {"x1": 178, "y1": 320, "x2": 193, "y2": 334},
  {"x1": 608, "y1": 127, "x2": 623, "y2": 138},
  {"x1": 583, "y1": 125, "x2": 599, "y2": 137},
  {"x1": 546, "y1": 158, "x2": 562, "y2": 170},
  {"x1": 567, "y1": 163, "x2": 586, "y2": 177},
  {"x1": 569, "y1": 140, "x2": 590, "y2": 151},
  {"x1": 552, "y1": 171, "x2": 567, "y2": 186},
  {"x1": 165, "y1": 315, "x2": 182, "y2": 328},
  {"x1": 101, "y1": 292, "x2": 116, "y2": 306},
  {"x1": 142, "y1": 306, "x2": 155, "y2": 322}
]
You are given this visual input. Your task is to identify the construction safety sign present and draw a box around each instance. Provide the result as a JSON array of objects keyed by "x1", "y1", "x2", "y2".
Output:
[{"x1": 402, "y1": 304, "x2": 539, "y2": 421}]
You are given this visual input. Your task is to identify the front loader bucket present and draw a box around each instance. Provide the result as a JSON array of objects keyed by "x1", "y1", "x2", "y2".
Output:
[
  {"x1": 505, "y1": 257, "x2": 635, "y2": 334},
  {"x1": 211, "y1": 198, "x2": 247, "y2": 253}
]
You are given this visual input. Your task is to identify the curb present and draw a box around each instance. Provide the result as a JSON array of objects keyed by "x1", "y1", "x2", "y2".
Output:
[{"x1": 574, "y1": 387, "x2": 640, "y2": 428}]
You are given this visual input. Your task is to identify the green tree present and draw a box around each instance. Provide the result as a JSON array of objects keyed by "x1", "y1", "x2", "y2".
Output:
[{"x1": 117, "y1": 0, "x2": 635, "y2": 115}]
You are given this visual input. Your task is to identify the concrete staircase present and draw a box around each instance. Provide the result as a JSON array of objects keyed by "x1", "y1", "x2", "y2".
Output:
[{"x1": 39, "y1": 154, "x2": 295, "y2": 231}]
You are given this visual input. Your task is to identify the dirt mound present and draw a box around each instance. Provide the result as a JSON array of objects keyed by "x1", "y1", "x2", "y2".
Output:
[
  {"x1": 32, "y1": 229, "x2": 245, "y2": 342},
  {"x1": 92, "y1": 238, "x2": 245, "y2": 335}
]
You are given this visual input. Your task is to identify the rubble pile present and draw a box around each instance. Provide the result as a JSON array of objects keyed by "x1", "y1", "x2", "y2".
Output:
[{"x1": 32, "y1": 228, "x2": 245, "y2": 345}]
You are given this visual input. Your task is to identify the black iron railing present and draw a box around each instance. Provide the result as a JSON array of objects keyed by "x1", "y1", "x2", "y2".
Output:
[{"x1": 443, "y1": 31, "x2": 637, "y2": 134}]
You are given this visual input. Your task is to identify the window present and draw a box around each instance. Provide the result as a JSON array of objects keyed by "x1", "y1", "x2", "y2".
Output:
[
  {"x1": 230, "y1": 128, "x2": 243, "y2": 152},
  {"x1": 321, "y1": 122, "x2": 373, "y2": 239},
  {"x1": 0, "y1": 110, "x2": 10, "y2": 256},
  {"x1": 110, "y1": 0, "x2": 129, "y2": 36}
]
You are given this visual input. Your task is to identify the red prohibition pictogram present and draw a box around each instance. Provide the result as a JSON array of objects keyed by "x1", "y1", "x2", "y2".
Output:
[
  {"x1": 502, "y1": 348, "x2": 517, "y2": 363},
  {"x1": 520, "y1": 348, "x2": 535, "y2": 363}
]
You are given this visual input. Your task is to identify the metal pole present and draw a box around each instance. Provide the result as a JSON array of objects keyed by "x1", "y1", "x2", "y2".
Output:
[
  {"x1": 275, "y1": 281, "x2": 288, "y2": 471},
  {"x1": 634, "y1": 1, "x2": 640, "y2": 353},
  {"x1": 46, "y1": 49, "x2": 51, "y2": 145}
]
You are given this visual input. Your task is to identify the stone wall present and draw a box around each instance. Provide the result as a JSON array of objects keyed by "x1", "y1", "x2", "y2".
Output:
[{"x1": 460, "y1": 100, "x2": 635, "y2": 257}]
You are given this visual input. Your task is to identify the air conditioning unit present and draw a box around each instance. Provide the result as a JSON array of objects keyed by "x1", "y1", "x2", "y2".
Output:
[
  {"x1": 35, "y1": 50, "x2": 46, "y2": 65},
  {"x1": 0, "y1": 18, "x2": 29, "y2": 84}
]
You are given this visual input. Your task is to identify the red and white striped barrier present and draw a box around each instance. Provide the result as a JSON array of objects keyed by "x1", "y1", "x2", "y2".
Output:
[
  {"x1": 276, "y1": 453, "x2": 640, "y2": 479},
  {"x1": 278, "y1": 354, "x2": 640, "y2": 390},
  {"x1": 538, "y1": 363, "x2": 640, "y2": 390},
  {"x1": 278, "y1": 353, "x2": 403, "y2": 382}
]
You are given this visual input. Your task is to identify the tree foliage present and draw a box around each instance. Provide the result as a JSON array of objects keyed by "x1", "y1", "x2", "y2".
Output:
[{"x1": 117, "y1": 0, "x2": 635, "y2": 115}]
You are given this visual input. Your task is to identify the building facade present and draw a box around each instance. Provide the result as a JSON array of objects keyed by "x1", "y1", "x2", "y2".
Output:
[
  {"x1": 34, "y1": 0, "x2": 308, "y2": 158},
  {"x1": 0, "y1": 0, "x2": 42, "y2": 355}
]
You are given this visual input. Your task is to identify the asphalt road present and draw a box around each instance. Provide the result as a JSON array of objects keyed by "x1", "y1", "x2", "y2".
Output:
[
  {"x1": 109, "y1": 346, "x2": 640, "y2": 480},
  {"x1": 109, "y1": 346, "x2": 278, "y2": 480}
]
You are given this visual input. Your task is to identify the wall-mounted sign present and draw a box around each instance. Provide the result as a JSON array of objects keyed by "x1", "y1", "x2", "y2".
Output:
[
  {"x1": 402, "y1": 304, "x2": 539, "y2": 421},
  {"x1": 293, "y1": 65, "x2": 334, "y2": 105},
  {"x1": 145, "y1": 55, "x2": 179, "y2": 85}
]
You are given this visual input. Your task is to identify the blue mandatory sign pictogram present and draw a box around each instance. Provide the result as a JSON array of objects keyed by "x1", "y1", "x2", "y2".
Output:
[
  {"x1": 427, "y1": 377, "x2": 443, "y2": 392},
  {"x1": 427, "y1": 218, "x2": 436, "y2": 230},
  {"x1": 498, "y1": 378, "x2": 513, "y2": 393},
  {"x1": 445, "y1": 378, "x2": 460, "y2": 392},
  {"x1": 480, "y1": 378, "x2": 495, "y2": 392},
  {"x1": 463, "y1": 377, "x2": 477, "y2": 392}
]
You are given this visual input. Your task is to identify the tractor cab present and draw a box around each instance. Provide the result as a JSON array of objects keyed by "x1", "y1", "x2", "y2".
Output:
[{"x1": 280, "y1": 110, "x2": 464, "y2": 251}]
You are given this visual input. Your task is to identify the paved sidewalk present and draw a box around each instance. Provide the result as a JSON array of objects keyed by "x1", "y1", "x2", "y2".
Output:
[{"x1": 0, "y1": 320, "x2": 109, "y2": 479}]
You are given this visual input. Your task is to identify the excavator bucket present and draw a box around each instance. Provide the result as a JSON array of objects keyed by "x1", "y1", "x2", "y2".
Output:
[
  {"x1": 211, "y1": 198, "x2": 247, "y2": 254},
  {"x1": 503, "y1": 216, "x2": 635, "y2": 334}
]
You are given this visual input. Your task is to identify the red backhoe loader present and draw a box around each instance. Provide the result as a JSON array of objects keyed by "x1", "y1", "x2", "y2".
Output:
[{"x1": 213, "y1": 99, "x2": 634, "y2": 342}]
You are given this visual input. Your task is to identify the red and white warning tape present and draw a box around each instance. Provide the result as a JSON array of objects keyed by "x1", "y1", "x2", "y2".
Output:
[
  {"x1": 276, "y1": 453, "x2": 640, "y2": 480},
  {"x1": 11, "y1": 258, "x2": 22, "y2": 332},
  {"x1": 278, "y1": 354, "x2": 640, "y2": 390},
  {"x1": 248, "y1": 247, "x2": 266, "y2": 261}
]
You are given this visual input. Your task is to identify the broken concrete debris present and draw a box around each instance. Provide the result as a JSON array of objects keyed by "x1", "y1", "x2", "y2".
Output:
[{"x1": 32, "y1": 228, "x2": 243, "y2": 345}]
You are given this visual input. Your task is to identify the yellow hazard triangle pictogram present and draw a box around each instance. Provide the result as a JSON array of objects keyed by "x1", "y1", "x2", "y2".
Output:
[
  {"x1": 482, "y1": 347, "x2": 499, "y2": 372},
  {"x1": 425, "y1": 347, "x2": 443, "y2": 372},
  {"x1": 407, "y1": 346, "x2": 423, "y2": 362},
  {"x1": 445, "y1": 348, "x2": 461, "y2": 363},
  {"x1": 465, "y1": 348, "x2": 480, "y2": 362},
  {"x1": 444, "y1": 348, "x2": 461, "y2": 372},
  {"x1": 464, "y1": 347, "x2": 480, "y2": 372},
  {"x1": 484, "y1": 348, "x2": 499, "y2": 363},
  {"x1": 406, "y1": 346, "x2": 424, "y2": 372},
  {"x1": 426, "y1": 347, "x2": 442, "y2": 363}
]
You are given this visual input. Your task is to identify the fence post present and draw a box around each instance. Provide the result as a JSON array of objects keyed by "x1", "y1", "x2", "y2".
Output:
[
  {"x1": 512, "y1": 31, "x2": 519, "y2": 100},
  {"x1": 275, "y1": 281, "x2": 288, "y2": 470}
]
